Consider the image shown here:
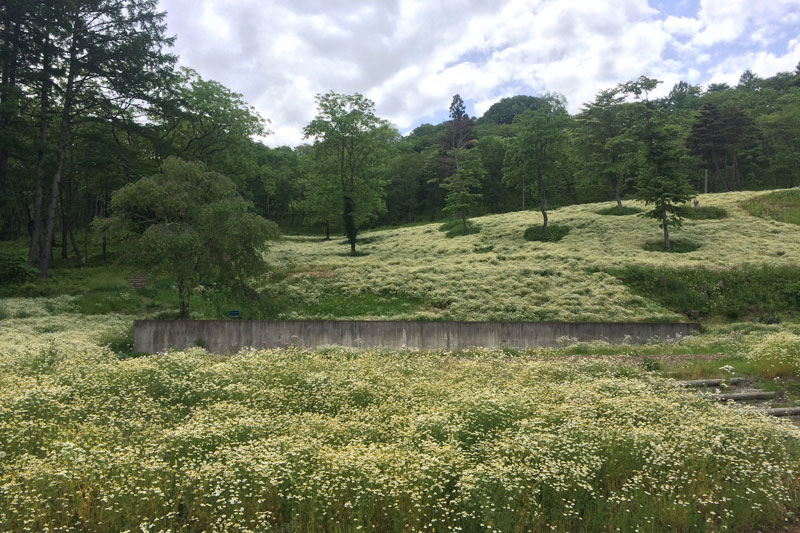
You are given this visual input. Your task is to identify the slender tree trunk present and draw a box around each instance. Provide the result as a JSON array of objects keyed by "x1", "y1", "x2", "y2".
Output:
[
  {"x1": 65, "y1": 172, "x2": 81, "y2": 262},
  {"x1": 521, "y1": 180, "x2": 525, "y2": 211},
  {"x1": 60, "y1": 188, "x2": 67, "y2": 259},
  {"x1": 323, "y1": 220, "x2": 330, "y2": 240},
  {"x1": 537, "y1": 166, "x2": 548, "y2": 229},
  {"x1": 40, "y1": 19, "x2": 78, "y2": 278},
  {"x1": 662, "y1": 204, "x2": 670, "y2": 250},
  {"x1": 461, "y1": 209, "x2": 467, "y2": 233},
  {"x1": 613, "y1": 180, "x2": 622, "y2": 209},
  {"x1": 178, "y1": 279, "x2": 189, "y2": 319},
  {"x1": 29, "y1": 35, "x2": 52, "y2": 266}
]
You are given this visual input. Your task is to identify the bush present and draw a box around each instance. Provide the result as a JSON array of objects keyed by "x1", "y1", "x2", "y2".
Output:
[
  {"x1": 0, "y1": 252, "x2": 36, "y2": 285},
  {"x1": 642, "y1": 239, "x2": 700, "y2": 253},
  {"x1": 596, "y1": 205, "x2": 642, "y2": 216},
  {"x1": 742, "y1": 188, "x2": 800, "y2": 226},
  {"x1": 439, "y1": 219, "x2": 480, "y2": 238},
  {"x1": 523, "y1": 224, "x2": 569, "y2": 242},
  {"x1": 678, "y1": 205, "x2": 727, "y2": 220},
  {"x1": 608, "y1": 264, "x2": 800, "y2": 321},
  {"x1": 746, "y1": 332, "x2": 800, "y2": 378}
]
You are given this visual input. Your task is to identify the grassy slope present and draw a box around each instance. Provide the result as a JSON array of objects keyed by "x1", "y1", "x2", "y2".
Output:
[{"x1": 268, "y1": 191, "x2": 800, "y2": 321}]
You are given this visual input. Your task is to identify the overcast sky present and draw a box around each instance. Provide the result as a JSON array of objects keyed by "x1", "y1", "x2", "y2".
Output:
[{"x1": 158, "y1": 0, "x2": 800, "y2": 147}]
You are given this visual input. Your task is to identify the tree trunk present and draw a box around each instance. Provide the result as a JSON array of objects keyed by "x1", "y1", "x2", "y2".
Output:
[
  {"x1": 60, "y1": 188, "x2": 67, "y2": 259},
  {"x1": 662, "y1": 204, "x2": 670, "y2": 250},
  {"x1": 343, "y1": 195, "x2": 357, "y2": 256},
  {"x1": 537, "y1": 166, "x2": 548, "y2": 229},
  {"x1": 40, "y1": 17, "x2": 78, "y2": 278},
  {"x1": 65, "y1": 172, "x2": 81, "y2": 262},
  {"x1": 178, "y1": 279, "x2": 189, "y2": 319},
  {"x1": 461, "y1": 210, "x2": 467, "y2": 233},
  {"x1": 521, "y1": 180, "x2": 525, "y2": 211},
  {"x1": 323, "y1": 220, "x2": 330, "y2": 240},
  {"x1": 613, "y1": 180, "x2": 622, "y2": 209},
  {"x1": 29, "y1": 35, "x2": 52, "y2": 267}
]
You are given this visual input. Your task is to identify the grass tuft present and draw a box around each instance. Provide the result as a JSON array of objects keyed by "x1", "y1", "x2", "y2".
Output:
[
  {"x1": 679, "y1": 205, "x2": 728, "y2": 219},
  {"x1": 596, "y1": 205, "x2": 643, "y2": 216},
  {"x1": 523, "y1": 223, "x2": 570, "y2": 242},
  {"x1": 642, "y1": 239, "x2": 700, "y2": 253},
  {"x1": 439, "y1": 219, "x2": 480, "y2": 238}
]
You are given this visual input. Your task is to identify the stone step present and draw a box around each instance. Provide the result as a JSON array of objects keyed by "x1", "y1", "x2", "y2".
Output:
[
  {"x1": 711, "y1": 391, "x2": 776, "y2": 402},
  {"x1": 128, "y1": 274, "x2": 147, "y2": 289},
  {"x1": 677, "y1": 377, "x2": 747, "y2": 388},
  {"x1": 766, "y1": 407, "x2": 800, "y2": 417}
]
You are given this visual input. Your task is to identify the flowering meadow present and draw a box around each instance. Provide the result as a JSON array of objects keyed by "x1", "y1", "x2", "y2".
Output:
[
  {"x1": 0, "y1": 311, "x2": 799, "y2": 532},
  {"x1": 2, "y1": 190, "x2": 800, "y2": 531},
  {"x1": 269, "y1": 191, "x2": 800, "y2": 322}
]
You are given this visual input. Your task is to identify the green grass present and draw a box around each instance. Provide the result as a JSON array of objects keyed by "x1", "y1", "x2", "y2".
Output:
[
  {"x1": 523, "y1": 223, "x2": 570, "y2": 242},
  {"x1": 642, "y1": 239, "x2": 701, "y2": 253},
  {"x1": 596, "y1": 204, "x2": 643, "y2": 216},
  {"x1": 743, "y1": 188, "x2": 800, "y2": 225},
  {"x1": 439, "y1": 219, "x2": 480, "y2": 237},
  {"x1": 608, "y1": 264, "x2": 800, "y2": 321},
  {"x1": 679, "y1": 205, "x2": 728, "y2": 219},
  {"x1": 286, "y1": 285, "x2": 426, "y2": 318}
]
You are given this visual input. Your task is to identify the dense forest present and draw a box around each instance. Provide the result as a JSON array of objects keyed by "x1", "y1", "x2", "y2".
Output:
[{"x1": 2, "y1": 1, "x2": 800, "y2": 275}]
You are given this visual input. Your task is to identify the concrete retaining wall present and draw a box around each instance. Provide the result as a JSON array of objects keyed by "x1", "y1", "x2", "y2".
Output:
[{"x1": 133, "y1": 320, "x2": 701, "y2": 354}]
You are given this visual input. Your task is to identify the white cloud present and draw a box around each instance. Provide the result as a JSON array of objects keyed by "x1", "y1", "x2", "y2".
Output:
[{"x1": 158, "y1": 0, "x2": 800, "y2": 146}]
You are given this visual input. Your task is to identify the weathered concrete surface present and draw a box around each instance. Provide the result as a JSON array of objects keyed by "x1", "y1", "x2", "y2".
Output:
[{"x1": 133, "y1": 320, "x2": 701, "y2": 354}]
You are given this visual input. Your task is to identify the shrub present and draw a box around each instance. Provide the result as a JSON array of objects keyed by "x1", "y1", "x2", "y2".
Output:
[
  {"x1": 742, "y1": 188, "x2": 800, "y2": 226},
  {"x1": 678, "y1": 205, "x2": 727, "y2": 220},
  {"x1": 642, "y1": 239, "x2": 700, "y2": 253},
  {"x1": 608, "y1": 264, "x2": 800, "y2": 321},
  {"x1": 523, "y1": 224, "x2": 570, "y2": 242},
  {"x1": 746, "y1": 332, "x2": 800, "y2": 378},
  {"x1": 439, "y1": 219, "x2": 480, "y2": 238},
  {"x1": 0, "y1": 252, "x2": 36, "y2": 285},
  {"x1": 596, "y1": 205, "x2": 642, "y2": 216}
]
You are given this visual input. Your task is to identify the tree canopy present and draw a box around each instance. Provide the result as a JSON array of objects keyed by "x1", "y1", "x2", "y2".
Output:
[{"x1": 110, "y1": 157, "x2": 278, "y2": 317}]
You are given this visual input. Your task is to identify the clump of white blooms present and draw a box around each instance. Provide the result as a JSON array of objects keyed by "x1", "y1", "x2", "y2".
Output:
[
  {"x1": 747, "y1": 331, "x2": 800, "y2": 378},
  {"x1": 0, "y1": 314, "x2": 798, "y2": 531}
]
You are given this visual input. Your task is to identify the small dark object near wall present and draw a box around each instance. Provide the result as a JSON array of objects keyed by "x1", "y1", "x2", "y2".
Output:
[{"x1": 134, "y1": 320, "x2": 701, "y2": 354}]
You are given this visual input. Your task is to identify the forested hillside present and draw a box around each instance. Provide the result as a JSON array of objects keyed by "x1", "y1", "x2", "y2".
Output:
[{"x1": 2, "y1": 2, "x2": 800, "y2": 279}]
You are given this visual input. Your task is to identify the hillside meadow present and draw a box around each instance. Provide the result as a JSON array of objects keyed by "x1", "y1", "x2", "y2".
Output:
[
  {"x1": 2, "y1": 189, "x2": 800, "y2": 531},
  {"x1": 267, "y1": 191, "x2": 800, "y2": 322}
]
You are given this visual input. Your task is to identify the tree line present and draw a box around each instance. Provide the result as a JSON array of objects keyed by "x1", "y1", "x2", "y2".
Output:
[{"x1": 2, "y1": 0, "x2": 800, "y2": 269}]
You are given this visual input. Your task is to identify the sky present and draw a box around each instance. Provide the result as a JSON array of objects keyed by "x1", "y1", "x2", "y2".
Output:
[{"x1": 158, "y1": 0, "x2": 800, "y2": 147}]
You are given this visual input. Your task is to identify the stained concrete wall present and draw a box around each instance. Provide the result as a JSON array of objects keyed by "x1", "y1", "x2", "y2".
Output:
[{"x1": 133, "y1": 320, "x2": 701, "y2": 354}]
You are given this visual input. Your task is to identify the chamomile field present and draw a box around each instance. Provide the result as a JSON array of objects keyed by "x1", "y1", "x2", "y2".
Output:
[
  {"x1": 268, "y1": 191, "x2": 800, "y2": 322},
  {"x1": 2, "y1": 189, "x2": 800, "y2": 531}
]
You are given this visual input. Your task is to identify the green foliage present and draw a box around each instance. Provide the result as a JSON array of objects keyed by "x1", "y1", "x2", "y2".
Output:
[
  {"x1": 0, "y1": 252, "x2": 36, "y2": 285},
  {"x1": 303, "y1": 92, "x2": 395, "y2": 255},
  {"x1": 596, "y1": 205, "x2": 643, "y2": 216},
  {"x1": 642, "y1": 239, "x2": 701, "y2": 253},
  {"x1": 524, "y1": 224, "x2": 570, "y2": 242},
  {"x1": 610, "y1": 264, "x2": 800, "y2": 320},
  {"x1": 743, "y1": 188, "x2": 800, "y2": 225},
  {"x1": 439, "y1": 219, "x2": 480, "y2": 238},
  {"x1": 110, "y1": 157, "x2": 279, "y2": 317},
  {"x1": 503, "y1": 95, "x2": 571, "y2": 221},
  {"x1": 441, "y1": 156, "x2": 484, "y2": 230},
  {"x1": 678, "y1": 205, "x2": 728, "y2": 219}
]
